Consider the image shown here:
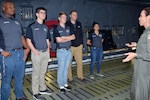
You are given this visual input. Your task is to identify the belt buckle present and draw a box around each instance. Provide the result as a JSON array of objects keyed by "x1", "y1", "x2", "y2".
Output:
[
  {"x1": 93, "y1": 47, "x2": 96, "y2": 49},
  {"x1": 14, "y1": 48, "x2": 21, "y2": 51},
  {"x1": 40, "y1": 50, "x2": 46, "y2": 52},
  {"x1": 63, "y1": 48, "x2": 69, "y2": 50}
]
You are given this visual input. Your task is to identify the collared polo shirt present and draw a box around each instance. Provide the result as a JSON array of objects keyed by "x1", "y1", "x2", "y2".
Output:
[
  {"x1": 53, "y1": 24, "x2": 73, "y2": 49},
  {"x1": 26, "y1": 21, "x2": 50, "y2": 51},
  {"x1": 88, "y1": 31, "x2": 104, "y2": 48},
  {"x1": 0, "y1": 14, "x2": 24, "y2": 51}
]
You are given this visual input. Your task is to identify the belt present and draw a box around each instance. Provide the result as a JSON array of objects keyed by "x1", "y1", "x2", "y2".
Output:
[
  {"x1": 11, "y1": 48, "x2": 22, "y2": 51},
  {"x1": 92, "y1": 46, "x2": 101, "y2": 49},
  {"x1": 38, "y1": 49, "x2": 47, "y2": 52},
  {"x1": 58, "y1": 48, "x2": 70, "y2": 50}
]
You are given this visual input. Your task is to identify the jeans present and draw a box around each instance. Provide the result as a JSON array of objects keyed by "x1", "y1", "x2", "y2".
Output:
[
  {"x1": 90, "y1": 47, "x2": 103, "y2": 75},
  {"x1": 1, "y1": 49, "x2": 25, "y2": 100},
  {"x1": 0, "y1": 55, "x2": 2, "y2": 73},
  {"x1": 57, "y1": 49, "x2": 72, "y2": 88},
  {"x1": 0, "y1": 55, "x2": 2, "y2": 100}
]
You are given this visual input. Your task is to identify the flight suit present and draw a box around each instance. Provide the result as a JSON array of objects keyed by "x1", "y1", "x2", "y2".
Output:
[{"x1": 131, "y1": 26, "x2": 150, "y2": 100}]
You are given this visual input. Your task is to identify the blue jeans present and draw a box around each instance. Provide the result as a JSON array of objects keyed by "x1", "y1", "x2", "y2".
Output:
[
  {"x1": 90, "y1": 47, "x2": 103, "y2": 75},
  {"x1": 1, "y1": 49, "x2": 25, "y2": 100},
  {"x1": 0, "y1": 55, "x2": 2, "y2": 100},
  {"x1": 57, "y1": 49, "x2": 72, "y2": 88}
]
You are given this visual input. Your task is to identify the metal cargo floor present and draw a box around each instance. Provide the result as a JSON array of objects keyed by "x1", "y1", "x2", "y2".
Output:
[{"x1": 9, "y1": 58, "x2": 133, "y2": 100}]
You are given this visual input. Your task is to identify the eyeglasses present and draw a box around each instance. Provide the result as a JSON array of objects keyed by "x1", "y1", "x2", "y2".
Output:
[{"x1": 38, "y1": 12, "x2": 46, "y2": 14}]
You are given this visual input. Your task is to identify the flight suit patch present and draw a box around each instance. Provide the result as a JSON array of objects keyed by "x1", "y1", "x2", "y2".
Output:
[{"x1": 147, "y1": 34, "x2": 150, "y2": 41}]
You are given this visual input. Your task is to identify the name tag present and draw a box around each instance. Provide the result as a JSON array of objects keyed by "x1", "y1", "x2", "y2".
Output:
[
  {"x1": 34, "y1": 28, "x2": 40, "y2": 31},
  {"x1": 4, "y1": 21, "x2": 10, "y2": 24}
]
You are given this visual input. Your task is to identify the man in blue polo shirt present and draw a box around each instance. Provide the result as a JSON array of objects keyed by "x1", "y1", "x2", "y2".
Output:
[
  {"x1": 0, "y1": 1, "x2": 30, "y2": 100},
  {"x1": 53, "y1": 12, "x2": 75, "y2": 93},
  {"x1": 26, "y1": 7, "x2": 51, "y2": 99}
]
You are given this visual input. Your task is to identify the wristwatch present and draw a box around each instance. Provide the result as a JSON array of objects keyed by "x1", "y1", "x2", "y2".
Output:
[{"x1": 0, "y1": 48, "x2": 3, "y2": 53}]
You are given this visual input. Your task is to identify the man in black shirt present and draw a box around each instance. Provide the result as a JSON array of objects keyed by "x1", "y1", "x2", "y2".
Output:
[{"x1": 66, "y1": 10, "x2": 84, "y2": 81}]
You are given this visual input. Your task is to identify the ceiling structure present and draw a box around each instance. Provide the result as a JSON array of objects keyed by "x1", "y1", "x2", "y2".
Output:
[{"x1": 88, "y1": 0, "x2": 150, "y2": 6}]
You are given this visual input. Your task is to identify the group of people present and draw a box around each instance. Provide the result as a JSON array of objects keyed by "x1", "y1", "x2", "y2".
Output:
[
  {"x1": 0, "y1": 1, "x2": 104, "y2": 100},
  {"x1": 0, "y1": 1, "x2": 150, "y2": 100}
]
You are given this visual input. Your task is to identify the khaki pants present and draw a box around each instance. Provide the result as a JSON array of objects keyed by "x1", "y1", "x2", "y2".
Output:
[
  {"x1": 68, "y1": 44, "x2": 83, "y2": 81},
  {"x1": 31, "y1": 51, "x2": 49, "y2": 95}
]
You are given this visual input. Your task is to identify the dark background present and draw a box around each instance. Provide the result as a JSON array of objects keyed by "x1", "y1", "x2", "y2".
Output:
[{"x1": 0, "y1": 0, "x2": 150, "y2": 51}]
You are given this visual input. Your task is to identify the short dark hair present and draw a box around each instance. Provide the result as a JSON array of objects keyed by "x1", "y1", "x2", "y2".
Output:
[
  {"x1": 70, "y1": 10, "x2": 77, "y2": 15},
  {"x1": 92, "y1": 21, "x2": 100, "y2": 29},
  {"x1": 143, "y1": 7, "x2": 150, "y2": 16},
  {"x1": 36, "y1": 7, "x2": 46, "y2": 13},
  {"x1": 58, "y1": 12, "x2": 67, "y2": 17},
  {"x1": 91, "y1": 21, "x2": 100, "y2": 32},
  {"x1": 2, "y1": 0, "x2": 14, "y2": 8}
]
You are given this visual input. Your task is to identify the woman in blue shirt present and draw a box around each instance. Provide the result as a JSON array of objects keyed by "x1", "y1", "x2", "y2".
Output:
[{"x1": 87, "y1": 22, "x2": 104, "y2": 79}]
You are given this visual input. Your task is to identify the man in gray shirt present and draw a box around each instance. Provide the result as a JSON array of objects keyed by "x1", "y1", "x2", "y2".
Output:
[
  {"x1": 0, "y1": 1, "x2": 29, "y2": 100},
  {"x1": 26, "y1": 7, "x2": 51, "y2": 100}
]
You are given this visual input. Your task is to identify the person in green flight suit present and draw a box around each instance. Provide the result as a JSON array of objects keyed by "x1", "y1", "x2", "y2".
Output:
[{"x1": 123, "y1": 7, "x2": 150, "y2": 100}]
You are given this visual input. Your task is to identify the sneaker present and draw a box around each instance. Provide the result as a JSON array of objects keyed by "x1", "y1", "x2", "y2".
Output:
[
  {"x1": 97, "y1": 73, "x2": 104, "y2": 77},
  {"x1": 33, "y1": 93, "x2": 45, "y2": 100},
  {"x1": 89, "y1": 75, "x2": 95, "y2": 79},
  {"x1": 64, "y1": 85, "x2": 72, "y2": 91},
  {"x1": 59, "y1": 88, "x2": 66, "y2": 93},
  {"x1": 39, "y1": 89, "x2": 52, "y2": 95}
]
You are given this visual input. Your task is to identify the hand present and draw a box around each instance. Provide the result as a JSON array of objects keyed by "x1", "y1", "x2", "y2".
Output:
[
  {"x1": 24, "y1": 48, "x2": 30, "y2": 61},
  {"x1": 125, "y1": 42, "x2": 137, "y2": 48},
  {"x1": 47, "y1": 48, "x2": 49, "y2": 52},
  {"x1": 122, "y1": 52, "x2": 137, "y2": 62},
  {"x1": 1, "y1": 51, "x2": 11, "y2": 57},
  {"x1": 34, "y1": 50, "x2": 40, "y2": 56}
]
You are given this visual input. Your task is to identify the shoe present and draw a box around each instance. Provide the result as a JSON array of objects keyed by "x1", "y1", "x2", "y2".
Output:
[
  {"x1": 97, "y1": 73, "x2": 104, "y2": 77},
  {"x1": 33, "y1": 93, "x2": 45, "y2": 100},
  {"x1": 89, "y1": 75, "x2": 95, "y2": 79},
  {"x1": 59, "y1": 88, "x2": 66, "y2": 93},
  {"x1": 16, "y1": 97, "x2": 28, "y2": 100},
  {"x1": 64, "y1": 85, "x2": 72, "y2": 91},
  {"x1": 68, "y1": 79, "x2": 73, "y2": 83},
  {"x1": 78, "y1": 78, "x2": 85, "y2": 81},
  {"x1": 39, "y1": 89, "x2": 52, "y2": 95}
]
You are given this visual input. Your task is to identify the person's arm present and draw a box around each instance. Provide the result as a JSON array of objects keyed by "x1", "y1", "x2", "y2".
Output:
[
  {"x1": 136, "y1": 34, "x2": 150, "y2": 61},
  {"x1": 122, "y1": 52, "x2": 136, "y2": 62},
  {"x1": 46, "y1": 39, "x2": 50, "y2": 51},
  {"x1": 87, "y1": 39, "x2": 91, "y2": 45},
  {"x1": 47, "y1": 29, "x2": 51, "y2": 50},
  {"x1": 26, "y1": 26, "x2": 39, "y2": 56},
  {"x1": 57, "y1": 34, "x2": 75, "y2": 42},
  {"x1": 102, "y1": 32, "x2": 104, "y2": 43},
  {"x1": 123, "y1": 33, "x2": 150, "y2": 62},
  {"x1": 1, "y1": 50, "x2": 11, "y2": 57},
  {"x1": 26, "y1": 38, "x2": 39, "y2": 55},
  {"x1": 22, "y1": 35, "x2": 30, "y2": 61},
  {"x1": 125, "y1": 42, "x2": 137, "y2": 48},
  {"x1": 80, "y1": 22, "x2": 84, "y2": 42},
  {"x1": 0, "y1": 28, "x2": 11, "y2": 57},
  {"x1": 53, "y1": 26, "x2": 75, "y2": 43},
  {"x1": 87, "y1": 32, "x2": 92, "y2": 45}
]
